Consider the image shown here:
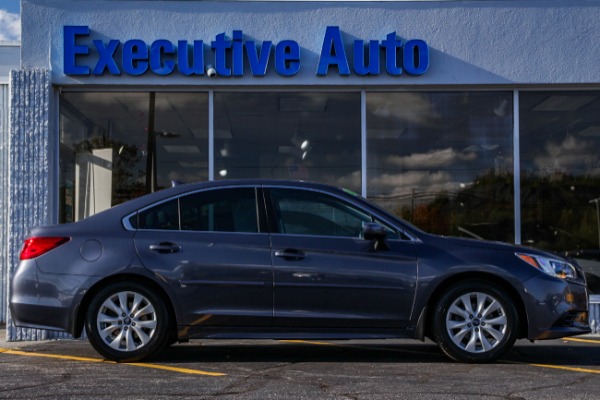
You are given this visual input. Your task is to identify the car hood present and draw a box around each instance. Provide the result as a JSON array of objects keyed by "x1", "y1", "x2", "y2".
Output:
[{"x1": 426, "y1": 234, "x2": 566, "y2": 260}]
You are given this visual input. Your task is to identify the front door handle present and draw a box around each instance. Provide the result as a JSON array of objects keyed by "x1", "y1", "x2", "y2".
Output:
[
  {"x1": 149, "y1": 242, "x2": 181, "y2": 254},
  {"x1": 274, "y1": 249, "x2": 306, "y2": 261}
]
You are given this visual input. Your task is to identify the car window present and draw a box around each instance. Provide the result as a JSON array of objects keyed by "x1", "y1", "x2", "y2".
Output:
[
  {"x1": 179, "y1": 188, "x2": 258, "y2": 233},
  {"x1": 135, "y1": 199, "x2": 179, "y2": 230},
  {"x1": 270, "y1": 188, "x2": 372, "y2": 238}
]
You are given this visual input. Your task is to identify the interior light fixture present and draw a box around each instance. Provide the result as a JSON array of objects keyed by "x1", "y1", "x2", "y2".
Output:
[
  {"x1": 493, "y1": 99, "x2": 508, "y2": 117},
  {"x1": 532, "y1": 95, "x2": 596, "y2": 112}
]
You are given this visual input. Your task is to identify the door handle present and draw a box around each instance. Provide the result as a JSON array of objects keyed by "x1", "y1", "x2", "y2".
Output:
[
  {"x1": 274, "y1": 249, "x2": 306, "y2": 261},
  {"x1": 149, "y1": 242, "x2": 181, "y2": 253}
]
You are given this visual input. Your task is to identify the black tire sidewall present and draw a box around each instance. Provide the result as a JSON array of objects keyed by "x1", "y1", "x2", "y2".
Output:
[
  {"x1": 85, "y1": 281, "x2": 170, "y2": 362},
  {"x1": 433, "y1": 280, "x2": 519, "y2": 363}
]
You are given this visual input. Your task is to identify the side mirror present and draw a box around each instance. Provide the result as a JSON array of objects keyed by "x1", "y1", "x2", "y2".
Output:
[{"x1": 362, "y1": 223, "x2": 389, "y2": 251}]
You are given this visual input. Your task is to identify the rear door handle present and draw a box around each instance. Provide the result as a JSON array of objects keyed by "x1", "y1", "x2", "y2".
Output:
[
  {"x1": 149, "y1": 242, "x2": 181, "y2": 254},
  {"x1": 274, "y1": 249, "x2": 306, "y2": 261}
]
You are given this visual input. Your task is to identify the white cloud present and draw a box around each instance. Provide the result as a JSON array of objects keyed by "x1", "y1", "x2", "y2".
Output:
[
  {"x1": 534, "y1": 135, "x2": 596, "y2": 173},
  {"x1": 0, "y1": 10, "x2": 20, "y2": 41},
  {"x1": 385, "y1": 147, "x2": 478, "y2": 169}
]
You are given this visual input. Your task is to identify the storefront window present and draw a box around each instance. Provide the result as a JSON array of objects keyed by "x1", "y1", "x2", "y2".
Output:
[
  {"x1": 367, "y1": 92, "x2": 514, "y2": 242},
  {"x1": 59, "y1": 92, "x2": 208, "y2": 223},
  {"x1": 520, "y1": 91, "x2": 600, "y2": 294},
  {"x1": 213, "y1": 92, "x2": 361, "y2": 193}
]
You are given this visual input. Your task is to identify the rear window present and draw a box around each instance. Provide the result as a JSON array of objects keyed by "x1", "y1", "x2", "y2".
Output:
[{"x1": 128, "y1": 188, "x2": 258, "y2": 233}]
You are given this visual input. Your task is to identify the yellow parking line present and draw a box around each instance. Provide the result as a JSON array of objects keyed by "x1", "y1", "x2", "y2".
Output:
[
  {"x1": 527, "y1": 363, "x2": 600, "y2": 375},
  {"x1": 563, "y1": 337, "x2": 600, "y2": 345},
  {"x1": 0, "y1": 347, "x2": 226, "y2": 377}
]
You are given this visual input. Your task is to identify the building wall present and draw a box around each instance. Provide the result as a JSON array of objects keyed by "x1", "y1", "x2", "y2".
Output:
[
  {"x1": 0, "y1": 43, "x2": 20, "y2": 324},
  {"x1": 20, "y1": 0, "x2": 600, "y2": 86},
  {"x1": 0, "y1": 84, "x2": 8, "y2": 324}
]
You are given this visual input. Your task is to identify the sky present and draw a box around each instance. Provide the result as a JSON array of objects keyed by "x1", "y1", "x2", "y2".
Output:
[{"x1": 0, "y1": 0, "x2": 20, "y2": 41}]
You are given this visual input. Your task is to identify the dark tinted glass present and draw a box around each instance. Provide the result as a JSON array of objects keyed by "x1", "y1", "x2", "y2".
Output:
[
  {"x1": 520, "y1": 91, "x2": 600, "y2": 252},
  {"x1": 214, "y1": 92, "x2": 361, "y2": 193},
  {"x1": 179, "y1": 188, "x2": 258, "y2": 233},
  {"x1": 59, "y1": 92, "x2": 208, "y2": 223},
  {"x1": 270, "y1": 189, "x2": 371, "y2": 237},
  {"x1": 136, "y1": 199, "x2": 179, "y2": 230}
]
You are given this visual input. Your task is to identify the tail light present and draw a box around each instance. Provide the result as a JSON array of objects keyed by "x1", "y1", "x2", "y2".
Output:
[{"x1": 20, "y1": 237, "x2": 71, "y2": 260}]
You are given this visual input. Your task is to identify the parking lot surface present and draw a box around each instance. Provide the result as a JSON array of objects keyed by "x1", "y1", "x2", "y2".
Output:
[{"x1": 1, "y1": 329, "x2": 600, "y2": 400}]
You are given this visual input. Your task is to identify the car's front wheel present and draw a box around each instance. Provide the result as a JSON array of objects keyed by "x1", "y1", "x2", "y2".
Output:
[
  {"x1": 85, "y1": 281, "x2": 170, "y2": 362},
  {"x1": 433, "y1": 280, "x2": 519, "y2": 363}
]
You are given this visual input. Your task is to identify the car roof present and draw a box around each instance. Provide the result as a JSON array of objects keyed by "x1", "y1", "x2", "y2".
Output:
[{"x1": 82, "y1": 179, "x2": 352, "y2": 223}]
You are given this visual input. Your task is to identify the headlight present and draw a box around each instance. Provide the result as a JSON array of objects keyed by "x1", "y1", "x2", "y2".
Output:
[{"x1": 516, "y1": 253, "x2": 577, "y2": 280}]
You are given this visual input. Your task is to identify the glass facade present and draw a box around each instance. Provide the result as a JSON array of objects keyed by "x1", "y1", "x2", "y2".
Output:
[
  {"x1": 367, "y1": 92, "x2": 514, "y2": 242},
  {"x1": 59, "y1": 92, "x2": 208, "y2": 222},
  {"x1": 213, "y1": 92, "x2": 361, "y2": 190},
  {"x1": 58, "y1": 90, "x2": 600, "y2": 293},
  {"x1": 520, "y1": 91, "x2": 600, "y2": 294}
]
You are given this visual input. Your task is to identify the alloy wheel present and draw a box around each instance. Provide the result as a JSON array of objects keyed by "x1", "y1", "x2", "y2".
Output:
[{"x1": 445, "y1": 291, "x2": 508, "y2": 353}]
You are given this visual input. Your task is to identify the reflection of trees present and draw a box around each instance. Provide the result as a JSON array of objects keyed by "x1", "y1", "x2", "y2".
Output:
[
  {"x1": 407, "y1": 171, "x2": 513, "y2": 239},
  {"x1": 371, "y1": 170, "x2": 600, "y2": 251},
  {"x1": 520, "y1": 172, "x2": 598, "y2": 251},
  {"x1": 73, "y1": 138, "x2": 145, "y2": 206}
]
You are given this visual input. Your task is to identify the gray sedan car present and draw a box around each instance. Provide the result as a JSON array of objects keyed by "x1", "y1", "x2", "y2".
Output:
[{"x1": 10, "y1": 180, "x2": 590, "y2": 363}]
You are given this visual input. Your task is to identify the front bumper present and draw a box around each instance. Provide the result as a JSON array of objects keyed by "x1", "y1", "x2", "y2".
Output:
[{"x1": 523, "y1": 272, "x2": 590, "y2": 340}]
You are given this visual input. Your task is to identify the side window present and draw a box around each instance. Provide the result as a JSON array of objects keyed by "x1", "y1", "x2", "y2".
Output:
[
  {"x1": 179, "y1": 188, "x2": 258, "y2": 233},
  {"x1": 135, "y1": 199, "x2": 179, "y2": 230},
  {"x1": 270, "y1": 188, "x2": 372, "y2": 237}
]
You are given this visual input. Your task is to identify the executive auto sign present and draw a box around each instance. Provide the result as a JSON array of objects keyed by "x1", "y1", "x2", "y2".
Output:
[{"x1": 64, "y1": 26, "x2": 429, "y2": 78}]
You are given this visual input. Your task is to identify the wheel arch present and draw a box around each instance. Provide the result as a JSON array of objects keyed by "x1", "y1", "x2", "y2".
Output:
[
  {"x1": 70, "y1": 273, "x2": 178, "y2": 341},
  {"x1": 422, "y1": 272, "x2": 529, "y2": 341}
]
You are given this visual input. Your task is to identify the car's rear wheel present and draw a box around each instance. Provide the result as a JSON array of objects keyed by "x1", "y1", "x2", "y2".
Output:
[
  {"x1": 433, "y1": 280, "x2": 519, "y2": 363},
  {"x1": 85, "y1": 281, "x2": 170, "y2": 362}
]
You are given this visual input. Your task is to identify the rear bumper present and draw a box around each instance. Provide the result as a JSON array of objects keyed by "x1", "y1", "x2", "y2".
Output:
[{"x1": 9, "y1": 260, "x2": 91, "y2": 335}]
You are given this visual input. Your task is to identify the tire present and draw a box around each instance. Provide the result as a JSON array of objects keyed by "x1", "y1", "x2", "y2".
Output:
[
  {"x1": 433, "y1": 280, "x2": 519, "y2": 363},
  {"x1": 85, "y1": 281, "x2": 170, "y2": 362}
]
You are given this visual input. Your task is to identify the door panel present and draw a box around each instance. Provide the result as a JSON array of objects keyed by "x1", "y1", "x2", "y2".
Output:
[
  {"x1": 135, "y1": 231, "x2": 273, "y2": 327},
  {"x1": 266, "y1": 187, "x2": 418, "y2": 329},
  {"x1": 133, "y1": 187, "x2": 273, "y2": 327},
  {"x1": 272, "y1": 235, "x2": 417, "y2": 328}
]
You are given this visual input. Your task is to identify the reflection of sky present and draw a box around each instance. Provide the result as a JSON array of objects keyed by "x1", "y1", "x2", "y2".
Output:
[
  {"x1": 523, "y1": 134, "x2": 600, "y2": 177},
  {"x1": 365, "y1": 92, "x2": 513, "y2": 199},
  {"x1": 519, "y1": 92, "x2": 600, "y2": 177}
]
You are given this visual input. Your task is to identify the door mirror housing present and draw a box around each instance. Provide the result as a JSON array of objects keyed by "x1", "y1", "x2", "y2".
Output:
[{"x1": 362, "y1": 223, "x2": 389, "y2": 251}]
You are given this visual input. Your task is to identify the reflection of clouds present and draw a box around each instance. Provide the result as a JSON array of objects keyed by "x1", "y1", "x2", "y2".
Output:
[
  {"x1": 330, "y1": 169, "x2": 461, "y2": 201},
  {"x1": 534, "y1": 135, "x2": 596, "y2": 171},
  {"x1": 166, "y1": 170, "x2": 207, "y2": 184},
  {"x1": 369, "y1": 93, "x2": 438, "y2": 126},
  {"x1": 369, "y1": 171, "x2": 458, "y2": 198},
  {"x1": 385, "y1": 148, "x2": 478, "y2": 169},
  {"x1": 332, "y1": 170, "x2": 361, "y2": 191}
]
